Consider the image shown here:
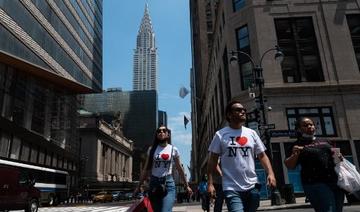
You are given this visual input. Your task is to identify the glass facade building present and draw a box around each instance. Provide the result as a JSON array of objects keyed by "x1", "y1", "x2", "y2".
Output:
[
  {"x1": 80, "y1": 90, "x2": 158, "y2": 180},
  {"x1": 0, "y1": 0, "x2": 103, "y2": 202}
]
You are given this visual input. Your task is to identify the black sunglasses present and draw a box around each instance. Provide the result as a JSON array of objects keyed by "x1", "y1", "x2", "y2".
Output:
[
  {"x1": 156, "y1": 128, "x2": 168, "y2": 133},
  {"x1": 231, "y1": 107, "x2": 247, "y2": 113}
]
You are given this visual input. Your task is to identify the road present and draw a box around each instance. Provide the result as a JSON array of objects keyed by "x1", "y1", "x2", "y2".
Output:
[
  {"x1": 265, "y1": 206, "x2": 360, "y2": 212},
  {"x1": 8, "y1": 202, "x2": 360, "y2": 212}
]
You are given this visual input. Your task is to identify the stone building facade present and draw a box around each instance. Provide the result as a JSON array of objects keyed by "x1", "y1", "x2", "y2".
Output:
[
  {"x1": 190, "y1": 0, "x2": 360, "y2": 197},
  {"x1": 78, "y1": 113, "x2": 133, "y2": 191}
]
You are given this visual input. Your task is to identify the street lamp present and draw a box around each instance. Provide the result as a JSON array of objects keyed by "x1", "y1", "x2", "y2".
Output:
[
  {"x1": 229, "y1": 45, "x2": 284, "y2": 160},
  {"x1": 230, "y1": 45, "x2": 284, "y2": 204}
]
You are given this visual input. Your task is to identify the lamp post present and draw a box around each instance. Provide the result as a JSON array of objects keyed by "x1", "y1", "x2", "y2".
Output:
[
  {"x1": 229, "y1": 45, "x2": 284, "y2": 161},
  {"x1": 230, "y1": 45, "x2": 284, "y2": 204}
]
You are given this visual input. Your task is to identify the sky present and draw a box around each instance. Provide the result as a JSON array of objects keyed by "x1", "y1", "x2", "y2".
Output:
[{"x1": 103, "y1": 1, "x2": 193, "y2": 179}]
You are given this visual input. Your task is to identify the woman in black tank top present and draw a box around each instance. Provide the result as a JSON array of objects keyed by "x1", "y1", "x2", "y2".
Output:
[{"x1": 284, "y1": 117, "x2": 344, "y2": 212}]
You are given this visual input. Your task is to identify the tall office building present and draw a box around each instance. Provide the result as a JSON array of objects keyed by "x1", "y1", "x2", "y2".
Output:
[
  {"x1": 190, "y1": 0, "x2": 360, "y2": 198},
  {"x1": 0, "y1": 0, "x2": 102, "y2": 204},
  {"x1": 132, "y1": 4, "x2": 158, "y2": 91}
]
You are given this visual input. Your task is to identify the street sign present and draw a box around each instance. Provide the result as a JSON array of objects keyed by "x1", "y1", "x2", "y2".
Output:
[
  {"x1": 258, "y1": 123, "x2": 275, "y2": 130},
  {"x1": 270, "y1": 130, "x2": 296, "y2": 138}
]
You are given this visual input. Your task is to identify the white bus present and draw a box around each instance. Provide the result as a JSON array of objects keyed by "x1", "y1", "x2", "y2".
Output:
[{"x1": 0, "y1": 159, "x2": 69, "y2": 206}]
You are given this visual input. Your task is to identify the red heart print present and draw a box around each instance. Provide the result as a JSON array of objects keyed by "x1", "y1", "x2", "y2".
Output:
[
  {"x1": 236, "y1": 136, "x2": 248, "y2": 146},
  {"x1": 161, "y1": 154, "x2": 169, "y2": 160}
]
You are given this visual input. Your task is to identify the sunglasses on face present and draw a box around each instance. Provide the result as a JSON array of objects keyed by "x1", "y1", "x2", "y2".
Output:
[
  {"x1": 231, "y1": 107, "x2": 247, "y2": 113},
  {"x1": 156, "y1": 128, "x2": 168, "y2": 133}
]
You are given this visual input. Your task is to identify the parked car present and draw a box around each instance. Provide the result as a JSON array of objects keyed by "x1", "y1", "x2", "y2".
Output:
[
  {"x1": 111, "y1": 191, "x2": 124, "y2": 201},
  {"x1": 124, "y1": 192, "x2": 133, "y2": 200},
  {"x1": 0, "y1": 166, "x2": 40, "y2": 212},
  {"x1": 92, "y1": 191, "x2": 113, "y2": 203}
]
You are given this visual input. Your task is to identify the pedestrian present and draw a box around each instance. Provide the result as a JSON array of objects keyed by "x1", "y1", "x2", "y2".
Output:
[
  {"x1": 134, "y1": 125, "x2": 192, "y2": 212},
  {"x1": 207, "y1": 100, "x2": 276, "y2": 212},
  {"x1": 199, "y1": 174, "x2": 210, "y2": 211},
  {"x1": 284, "y1": 117, "x2": 344, "y2": 212},
  {"x1": 213, "y1": 162, "x2": 224, "y2": 212}
]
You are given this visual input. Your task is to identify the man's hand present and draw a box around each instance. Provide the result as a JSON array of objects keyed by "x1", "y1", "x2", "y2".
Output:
[
  {"x1": 267, "y1": 174, "x2": 276, "y2": 188},
  {"x1": 207, "y1": 183, "x2": 216, "y2": 201},
  {"x1": 185, "y1": 186, "x2": 193, "y2": 196}
]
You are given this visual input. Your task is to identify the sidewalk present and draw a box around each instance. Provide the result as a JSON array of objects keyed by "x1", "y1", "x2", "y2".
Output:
[
  {"x1": 172, "y1": 197, "x2": 311, "y2": 211},
  {"x1": 258, "y1": 196, "x2": 311, "y2": 211}
]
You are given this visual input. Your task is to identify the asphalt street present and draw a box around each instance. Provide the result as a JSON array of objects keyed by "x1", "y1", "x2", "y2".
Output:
[{"x1": 7, "y1": 202, "x2": 360, "y2": 212}]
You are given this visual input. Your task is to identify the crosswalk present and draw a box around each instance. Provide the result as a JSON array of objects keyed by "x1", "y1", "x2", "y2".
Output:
[{"x1": 11, "y1": 205, "x2": 130, "y2": 212}]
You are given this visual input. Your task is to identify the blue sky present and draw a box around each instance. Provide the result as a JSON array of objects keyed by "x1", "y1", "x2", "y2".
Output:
[{"x1": 103, "y1": 1, "x2": 192, "y2": 179}]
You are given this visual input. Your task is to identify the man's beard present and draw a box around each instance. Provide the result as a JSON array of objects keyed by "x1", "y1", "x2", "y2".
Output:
[{"x1": 232, "y1": 116, "x2": 246, "y2": 123}]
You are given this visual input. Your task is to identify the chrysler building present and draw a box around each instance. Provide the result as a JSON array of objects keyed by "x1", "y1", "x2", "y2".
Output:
[{"x1": 133, "y1": 4, "x2": 157, "y2": 91}]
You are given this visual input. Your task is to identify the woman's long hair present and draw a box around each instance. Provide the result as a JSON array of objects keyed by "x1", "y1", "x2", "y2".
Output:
[{"x1": 146, "y1": 125, "x2": 171, "y2": 170}]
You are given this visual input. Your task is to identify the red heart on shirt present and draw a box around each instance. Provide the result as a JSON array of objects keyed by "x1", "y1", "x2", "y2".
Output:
[
  {"x1": 236, "y1": 136, "x2": 248, "y2": 146},
  {"x1": 161, "y1": 154, "x2": 169, "y2": 160}
]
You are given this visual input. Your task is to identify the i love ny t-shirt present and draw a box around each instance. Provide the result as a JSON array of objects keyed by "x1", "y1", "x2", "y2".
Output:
[
  {"x1": 149, "y1": 144, "x2": 179, "y2": 177},
  {"x1": 208, "y1": 126, "x2": 266, "y2": 191}
]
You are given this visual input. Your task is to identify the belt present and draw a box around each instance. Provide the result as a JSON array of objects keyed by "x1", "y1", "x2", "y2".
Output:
[{"x1": 151, "y1": 175, "x2": 172, "y2": 182}]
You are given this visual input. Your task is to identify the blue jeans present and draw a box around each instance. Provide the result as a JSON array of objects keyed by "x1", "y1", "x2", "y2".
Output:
[
  {"x1": 303, "y1": 182, "x2": 344, "y2": 212},
  {"x1": 149, "y1": 175, "x2": 176, "y2": 212},
  {"x1": 223, "y1": 188, "x2": 260, "y2": 212}
]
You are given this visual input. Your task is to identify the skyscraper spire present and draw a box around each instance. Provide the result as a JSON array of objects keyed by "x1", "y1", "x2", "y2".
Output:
[{"x1": 133, "y1": 3, "x2": 158, "y2": 91}]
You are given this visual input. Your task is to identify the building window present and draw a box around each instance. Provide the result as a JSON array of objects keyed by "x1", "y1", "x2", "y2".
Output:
[
  {"x1": 346, "y1": 15, "x2": 360, "y2": 69},
  {"x1": 10, "y1": 136, "x2": 21, "y2": 159},
  {"x1": 275, "y1": 17, "x2": 324, "y2": 83},
  {"x1": 38, "y1": 148, "x2": 45, "y2": 165},
  {"x1": 286, "y1": 107, "x2": 336, "y2": 137},
  {"x1": 12, "y1": 74, "x2": 27, "y2": 127},
  {"x1": 233, "y1": 0, "x2": 245, "y2": 12},
  {"x1": 30, "y1": 146, "x2": 38, "y2": 163},
  {"x1": 20, "y1": 143, "x2": 30, "y2": 162},
  {"x1": 45, "y1": 151, "x2": 52, "y2": 166},
  {"x1": 0, "y1": 132, "x2": 10, "y2": 158},
  {"x1": 236, "y1": 25, "x2": 253, "y2": 90},
  {"x1": 31, "y1": 83, "x2": 46, "y2": 134}
]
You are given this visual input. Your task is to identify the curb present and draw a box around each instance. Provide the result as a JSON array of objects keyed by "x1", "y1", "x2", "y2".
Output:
[{"x1": 258, "y1": 203, "x2": 312, "y2": 211}]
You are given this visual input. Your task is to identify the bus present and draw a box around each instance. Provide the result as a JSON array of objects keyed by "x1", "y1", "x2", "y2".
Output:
[{"x1": 0, "y1": 159, "x2": 69, "y2": 206}]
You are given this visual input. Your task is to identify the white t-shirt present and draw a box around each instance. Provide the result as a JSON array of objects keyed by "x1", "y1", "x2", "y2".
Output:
[
  {"x1": 148, "y1": 144, "x2": 180, "y2": 177},
  {"x1": 208, "y1": 126, "x2": 266, "y2": 191}
]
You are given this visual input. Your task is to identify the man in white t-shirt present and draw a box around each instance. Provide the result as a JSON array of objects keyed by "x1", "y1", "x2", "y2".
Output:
[{"x1": 207, "y1": 100, "x2": 276, "y2": 212}]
